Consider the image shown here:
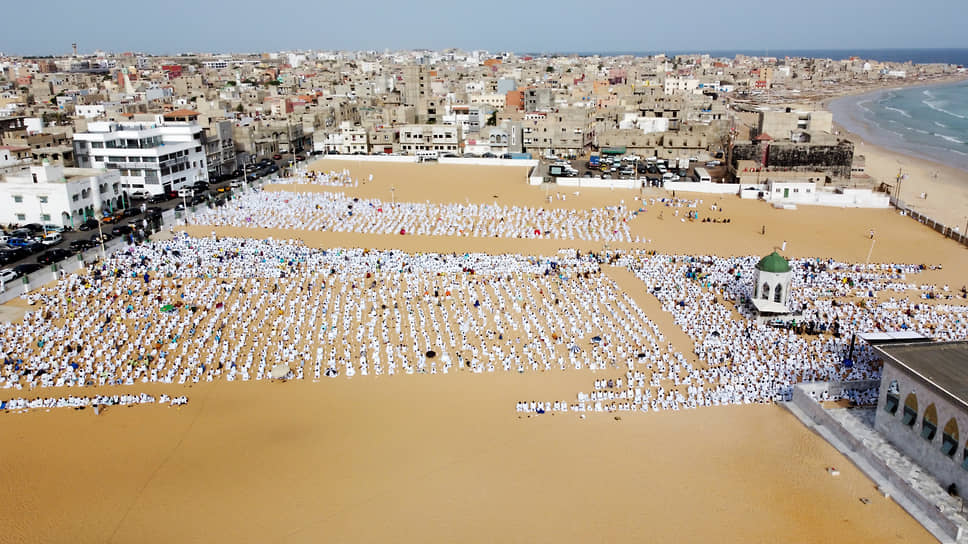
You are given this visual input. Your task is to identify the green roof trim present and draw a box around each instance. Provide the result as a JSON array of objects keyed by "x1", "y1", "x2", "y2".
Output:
[{"x1": 756, "y1": 251, "x2": 790, "y2": 273}]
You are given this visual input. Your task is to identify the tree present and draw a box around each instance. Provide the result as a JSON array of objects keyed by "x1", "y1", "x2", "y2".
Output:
[
  {"x1": 486, "y1": 112, "x2": 497, "y2": 126},
  {"x1": 236, "y1": 104, "x2": 244, "y2": 113},
  {"x1": 545, "y1": 66, "x2": 554, "y2": 73}
]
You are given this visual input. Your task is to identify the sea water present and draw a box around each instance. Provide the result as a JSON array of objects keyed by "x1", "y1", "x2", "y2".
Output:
[{"x1": 830, "y1": 79, "x2": 968, "y2": 171}]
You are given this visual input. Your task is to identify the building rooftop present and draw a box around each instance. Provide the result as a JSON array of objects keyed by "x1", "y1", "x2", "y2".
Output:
[
  {"x1": 756, "y1": 251, "x2": 790, "y2": 273},
  {"x1": 878, "y1": 342, "x2": 968, "y2": 409}
]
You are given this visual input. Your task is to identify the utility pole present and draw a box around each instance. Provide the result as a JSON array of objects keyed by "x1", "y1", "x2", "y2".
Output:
[{"x1": 894, "y1": 168, "x2": 904, "y2": 208}]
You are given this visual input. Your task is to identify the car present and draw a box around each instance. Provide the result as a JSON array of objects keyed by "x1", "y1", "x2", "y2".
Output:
[
  {"x1": 90, "y1": 233, "x2": 113, "y2": 244},
  {"x1": 130, "y1": 190, "x2": 152, "y2": 200},
  {"x1": 111, "y1": 225, "x2": 133, "y2": 237},
  {"x1": 174, "y1": 203, "x2": 186, "y2": 212},
  {"x1": 295, "y1": 155, "x2": 305, "y2": 161},
  {"x1": 272, "y1": 154, "x2": 282, "y2": 160},
  {"x1": 69, "y1": 239, "x2": 95, "y2": 252},
  {"x1": 42, "y1": 224, "x2": 66, "y2": 233},
  {"x1": 216, "y1": 186, "x2": 231, "y2": 193},
  {"x1": 190, "y1": 193, "x2": 207, "y2": 206},
  {"x1": 267, "y1": 164, "x2": 279, "y2": 173},
  {"x1": 24, "y1": 242, "x2": 46, "y2": 255},
  {"x1": 121, "y1": 208, "x2": 140, "y2": 218},
  {"x1": 23, "y1": 223, "x2": 44, "y2": 233},
  {"x1": 246, "y1": 172, "x2": 260, "y2": 182},
  {"x1": 36, "y1": 248, "x2": 73, "y2": 265},
  {"x1": 12, "y1": 262, "x2": 42, "y2": 276},
  {"x1": 10, "y1": 228, "x2": 32, "y2": 239},
  {"x1": 101, "y1": 214, "x2": 121, "y2": 224},
  {"x1": 40, "y1": 233, "x2": 63, "y2": 246},
  {"x1": 148, "y1": 193, "x2": 170, "y2": 204},
  {"x1": 78, "y1": 218, "x2": 100, "y2": 231},
  {"x1": 0, "y1": 268, "x2": 17, "y2": 284},
  {"x1": 146, "y1": 207, "x2": 163, "y2": 217},
  {"x1": 192, "y1": 181, "x2": 208, "y2": 191},
  {"x1": 6, "y1": 237, "x2": 31, "y2": 248},
  {"x1": 166, "y1": 190, "x2": 179, "y2": 199},
  {"x1": 258, "y1": 158, "x2": 272, "y2": 167}
]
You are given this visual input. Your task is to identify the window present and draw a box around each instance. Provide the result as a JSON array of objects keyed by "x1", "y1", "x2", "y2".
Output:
[
  {"x1": 38, "y1": 196, "x2": 48, "y2": 204},
  {"x1": 16, "y1": 213, "x2": 25, "y2": 221},
  {"x1": 72, "y1": 194, "x2": 79, "y2": 202},
  {"x1": 902, "y1": 394, "x2": 918, "y2": 427},
  {"x1": 91, "y1": 141, "x2": 104, "y2": 149},
  {"x1": 774, "y1": 285, "x2": 782, "y2": 303},
  {"x1": 41, "y1": 214, "x2": 50, "y2": 222},
  {"x1": 13, "y1": 195, "x2": 23, "y2": 203},
  {"x1": 942, "y1": 419, "x2": 959, "y2": 457}
]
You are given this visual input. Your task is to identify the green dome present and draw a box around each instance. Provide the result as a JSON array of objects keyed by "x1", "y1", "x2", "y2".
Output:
[{"x1": 756, "y1": 251, "x2": 791, "y2": 273}]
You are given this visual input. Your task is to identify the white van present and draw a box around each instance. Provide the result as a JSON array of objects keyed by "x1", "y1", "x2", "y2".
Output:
[{"x1": 177, "y1": 188, "x2": 194, "y2": 198}]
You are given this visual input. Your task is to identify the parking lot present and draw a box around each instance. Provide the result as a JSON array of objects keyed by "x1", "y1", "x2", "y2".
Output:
[
  {"x1": 0, "y1": 153, "x2": 307, "y2": 279},
  {"x1": 541, "y1": 155, "x2": 729, "y2": 186}
]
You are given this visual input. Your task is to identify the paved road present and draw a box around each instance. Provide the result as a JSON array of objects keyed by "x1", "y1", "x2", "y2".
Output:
[{"x1": 0, "y1": 154, "x2": 309, "y2": 272}]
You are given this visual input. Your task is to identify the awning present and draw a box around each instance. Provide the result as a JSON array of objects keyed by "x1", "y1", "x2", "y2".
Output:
[{"x1": 602, "y1": 147, "x2": 626, "y2": 155}]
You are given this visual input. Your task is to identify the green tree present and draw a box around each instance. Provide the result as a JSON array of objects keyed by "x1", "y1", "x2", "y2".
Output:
[{"x1": 486, "y1": 112, "x2": 497, "y2": 126}]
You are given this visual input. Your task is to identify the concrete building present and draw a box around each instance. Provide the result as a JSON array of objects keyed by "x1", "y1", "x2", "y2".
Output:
[
  {"x1": 0, "y1": 162, "x2": 123, "y2": 227},
  {"x1": 750, "y1": 251, "x2": 793, "y2": 320},
  {"x1": 73, "y1": 115, "x2": 207, "y2": 197},
  {"x1": 875, "y1": 341, "x2": 968, "y2": 497},
  {"x1": 758, "y1": 110, "x2": 834, "y2": 140},
  {"x1": 398, "y1": 124, "x2": 461, "y2": 154},
  {"x1": 203, "y1": 119, "x2": 238, "y2": 177},
  {"x1": 524, "y1": 88, "x2": 553, "y2": 112}
]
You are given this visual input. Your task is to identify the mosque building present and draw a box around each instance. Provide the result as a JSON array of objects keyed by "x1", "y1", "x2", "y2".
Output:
[{"x1": 750, "y1": 251, "x2": 795, "y2": 322}]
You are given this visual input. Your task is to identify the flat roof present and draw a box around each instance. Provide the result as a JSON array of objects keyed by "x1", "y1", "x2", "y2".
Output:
[
  {"x1": 751, "y1": 298, "x2": 790, "y2": 314},
  {"x1": 877, "y1": 342, "x2": 968, "y2": 410}
]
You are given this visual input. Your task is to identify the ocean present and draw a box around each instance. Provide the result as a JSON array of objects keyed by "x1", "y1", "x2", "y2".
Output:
[
  {"x1": 528, "y1": 49, "x2": 968, "y2": 66},
  {"x1": 828, "y1": 80, "x2": 968, "y2": 172}
]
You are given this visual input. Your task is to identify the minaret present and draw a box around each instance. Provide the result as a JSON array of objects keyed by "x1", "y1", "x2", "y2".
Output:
[{"x1": 72, "y1": 43, "x2": 78, "y2": 57}]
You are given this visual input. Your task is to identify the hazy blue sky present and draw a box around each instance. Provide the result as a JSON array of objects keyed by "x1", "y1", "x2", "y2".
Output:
[{"x1": 4, "y1": 0, "x2": 967, "y2": 55}]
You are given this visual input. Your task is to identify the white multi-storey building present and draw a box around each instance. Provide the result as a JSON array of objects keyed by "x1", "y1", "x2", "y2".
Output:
[
  {"x1": 72, "y1": 115, "x2": 208, "y2": 196},
  {"x1": 0, "y1": 162, "x2": 123, "y2": 227}
]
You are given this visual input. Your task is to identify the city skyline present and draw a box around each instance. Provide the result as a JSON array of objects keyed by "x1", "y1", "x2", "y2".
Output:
[{"x1": 4, "y1": 0, "x2": 967, "y2": 56}]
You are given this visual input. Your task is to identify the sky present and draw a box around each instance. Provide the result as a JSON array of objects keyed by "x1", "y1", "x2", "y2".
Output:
[{"x1": 4, "y1": 0, "x2": 968, "y2": 56}]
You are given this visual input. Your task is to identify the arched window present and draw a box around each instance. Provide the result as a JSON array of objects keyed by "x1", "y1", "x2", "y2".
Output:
[
  {"x1": 922, "y1": 404, "x2": 938, "y2": 441},
  {"x1": 902, "y1": 393, "x2": 918, "y2": 427},
  {"x1": 942, "y1": 419, "x2": 959, "y2": 457},
  {"x1": 761, "y1": 283, "x2": 770, "y2": 300},
  {"x1": 884, "y1": 380, "x2": 899, "y2": 415},
  {"x1": 774, "y1": 284, "x2": 783, "y2": 303}
]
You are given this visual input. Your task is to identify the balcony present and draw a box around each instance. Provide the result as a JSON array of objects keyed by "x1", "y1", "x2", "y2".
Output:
[{"x1": 106, "y1": 161, "x2": 159, "y2": 170}]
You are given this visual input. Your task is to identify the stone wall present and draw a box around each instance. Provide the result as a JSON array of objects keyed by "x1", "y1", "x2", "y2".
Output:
[
  {"x1": 875, "y1": 361, "x2": 968, "y2": 498},
  {"x1": 731, "y1": 140, "x2": 854, "y2": 179}
]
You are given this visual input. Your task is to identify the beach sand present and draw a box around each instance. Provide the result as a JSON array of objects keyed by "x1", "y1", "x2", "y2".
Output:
[
  {"x1": 834, "y1": 121, "x2": 968, "y2": 231},
  {"x1": 2, "y1": 159, "x2": 961, "y2": 543}
]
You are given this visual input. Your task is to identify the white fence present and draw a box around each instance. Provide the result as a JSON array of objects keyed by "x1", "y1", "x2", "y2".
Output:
[
  {"x1": 311, "y1": 154, "x2": 539, "y2": 170},
  {"x1": 665, "y1": 181, "x2": 742, "y2": 195},
  {"x1": 555, "y1": 177, "x2": 640, "y2": 189}
]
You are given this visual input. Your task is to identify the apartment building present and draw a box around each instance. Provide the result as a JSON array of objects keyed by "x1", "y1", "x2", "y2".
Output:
[
  {"x1": 73, "y1": 115, "x2": 207, "y2": 196},
  {"x1": 398, "y1": 124, "x2": 461, "y2": 154},
  {"x1": 0, "y1": 162, "x2": 122, "y2": 227},
  {"x1": 204, "y1": 119, "x2": 238, "y2": 176}
]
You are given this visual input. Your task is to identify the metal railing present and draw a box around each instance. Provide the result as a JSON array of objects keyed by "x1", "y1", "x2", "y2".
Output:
[{"x1": 891, "y1": 197, "x2": 968, "y2": 247}]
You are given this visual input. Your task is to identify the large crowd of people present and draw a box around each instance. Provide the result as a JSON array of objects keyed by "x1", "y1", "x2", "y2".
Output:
[
  {"x1": 2, "y1": 169, "x2": 966, "y2": 418},
  {"x1": 1, "y1": 393, "x2": 187, "y2": 413},
  {"x1": 192, "y1": 189, "x2": 639, "y2": 242}
]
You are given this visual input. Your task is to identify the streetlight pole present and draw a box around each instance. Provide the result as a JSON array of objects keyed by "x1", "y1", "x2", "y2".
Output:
[
  {"x1": 866, "y1": 230, "x2": 876, "y2": 264},
  {"x1": 97, "y1": 219, "x2": 106, "y2": 260}
]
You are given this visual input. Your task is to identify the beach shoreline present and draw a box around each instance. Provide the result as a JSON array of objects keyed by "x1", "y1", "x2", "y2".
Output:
[{"x1": 818, "y1": 78, "x2": 968, "y2": 229}]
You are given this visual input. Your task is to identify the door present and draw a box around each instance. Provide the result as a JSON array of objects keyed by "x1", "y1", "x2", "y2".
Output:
[{"x1": 783, "y1": 188, "x2": 789, "y2": 198}]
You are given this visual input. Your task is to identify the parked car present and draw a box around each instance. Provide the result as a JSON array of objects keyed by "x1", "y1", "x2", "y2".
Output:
[
  {"x1": 90, "y1": 233, "x2": 113, "y2": 244},
  {"x1": 6, "y1": 237, "x2": 32, "y2": 248},
  {"x1": 111, "y1": 225, "x2": 133, "y2": 236},
  {"x1": 121, "y1": 208, "x2": 141, "y2": 218},
  {"x1": 23, "y1": 223, "x2": 44, "y2": 233},
  {"x1": 295, "y1": 155, "x2": 305, "y2": 161},
  {"x1": 41, "y1": 233, "x2": 63, "y2": 246},
  {"x1": 24, "y1": 242, "x2": 46, "y2": 254},
  {"x1": 130, "y1": 189, "x2": 152, "y2": 200},
  {"x1": 12, "y1": 262, "x2": 42, "y2": 276},
  {"x1": 10, "y1": 228, "x2": 32, "y2": 239},
  {"x1": 36, "y1": 248, "x2": 72, "y2": 265},
  {"x1": 69, "y1": 239, "x2": 95, "y2": 252},
  {"x1": 78, "y1": 218, "x2": 100, "y2": 231},
  {"x1": 190, "y1": 193, "x2": 207, "y2": 206},
  {"x1": 0, "y1": 268, "x2": 17, "y2": 284},
  {"x1": 148, "y1": 193, "x2": 170, "y2": 204},
  {"x1": 272, "y1": 154, "x2": 282, "y2": 160}
]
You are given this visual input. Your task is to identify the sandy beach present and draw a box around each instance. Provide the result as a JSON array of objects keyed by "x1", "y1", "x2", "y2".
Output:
[
  {"x1": 824, "y1": 79, "x2": 968, "y2": 230},
  {"x1": 1, "y1": 160, "x2": 964, "y2": 543}
]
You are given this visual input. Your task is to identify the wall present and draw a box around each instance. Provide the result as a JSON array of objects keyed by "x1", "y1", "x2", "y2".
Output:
[
  {"x1": 664, "y1": 182, "x2": 741, "y2": 195},
  {"x1": 875, "y1": 361, "x2": 968, "y2": 502},
  {"x1": 554, "y1": 177, "x2": 639, "y2": 190},
  {"x1": 792, "y1": 382, "x2": 963, "y2": 542}
]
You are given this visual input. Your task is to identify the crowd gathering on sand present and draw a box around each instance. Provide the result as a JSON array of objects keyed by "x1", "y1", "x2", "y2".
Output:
[
  {"x1": 272, "y1": 168, "x2": 361, "y2": 188},
  {"x1": 2, "y1": 171, "x2": 967, "y2": 418},
  {"x1": 0, "y1": 393, "x2": 188, "y2": 414},
  {"x1": 192, "y1": 189, "x2": 640, "y2": 242}
]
